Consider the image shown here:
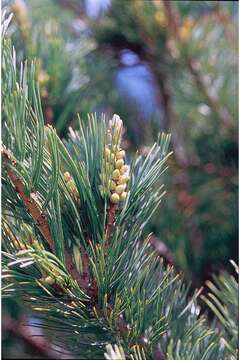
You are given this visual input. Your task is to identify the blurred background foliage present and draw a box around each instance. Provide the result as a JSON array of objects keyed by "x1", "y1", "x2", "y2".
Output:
[{"x1": 2, "y1": 0, "x2": 238, "y2": 358}]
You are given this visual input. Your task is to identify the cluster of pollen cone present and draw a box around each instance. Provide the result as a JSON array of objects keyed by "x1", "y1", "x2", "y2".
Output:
[
  {"x1": 63, "y1": 171, "x2": 79, "y2": 201},
  {"x1": 63, "y1": 114, "x2": 129, "y2": 205},
  {"x1": 106, "y1": 145, "x2": 129, "y2": 204},
  {"x1": 103, "y1": 114, "x2": 130, "y2": 204}
]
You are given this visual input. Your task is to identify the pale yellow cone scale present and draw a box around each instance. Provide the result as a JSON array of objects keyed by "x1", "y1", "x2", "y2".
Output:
[
  {"x1": 115, "y1": 159, "x2": 124, "y2": 169},
  {"x1": 110, "y1": 193, "x2": 120, "y2": 204},
  {"x1": 120, "y1": 192, "x2": 128, "y2": 201},
  {"x1": 120, "y1": 165, "x2": 129, "y2": 175},
  {"x1": 112, "y1": 169, "x2": 120, "y2": 179},
  {"x1": 119, "y1": 175, "x2": 129, "y2": 184},
  {"x1": 115, "y1": 184, "x2": 126, "y2": 194},
  {"x1": 116, "y1": 150, "x2": 125, "y2": 159}
]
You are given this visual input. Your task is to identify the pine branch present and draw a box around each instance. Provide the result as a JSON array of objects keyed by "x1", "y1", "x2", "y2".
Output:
[
  {"x1": 162, "y1": 0, "x2": 234, "y2": 131},
  {"x1": 2, "y1": 146, "x2": 55, "y2": 252},
  {"x1": 2, "y1": 131, "x2": 164, "y2": 357},
  {"x1": 2, "y1": 10, "x2": 237, "y2": 359},
  {"x1": 2, "y1": 146, "x2": 91, "y2": 296},
  {"x1": 201, "y1": 261, "x2": 238, "y2": 358},
  {"x1": 186, "y1": 58, "x2": 233, "y2": 129}
]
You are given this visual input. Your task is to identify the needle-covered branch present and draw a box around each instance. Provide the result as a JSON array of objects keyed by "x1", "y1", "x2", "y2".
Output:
[
  {"x1": 2, "y1": 11, "x2": 238, "y2": 360},
  {"x1": 162, "y1": 0, "x2": 234, "y2": 131}
]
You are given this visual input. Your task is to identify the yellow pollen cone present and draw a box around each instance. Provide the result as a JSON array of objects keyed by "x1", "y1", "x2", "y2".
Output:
[{"x1": 115, "y1": 184, "x2": 126, "y2": 194}]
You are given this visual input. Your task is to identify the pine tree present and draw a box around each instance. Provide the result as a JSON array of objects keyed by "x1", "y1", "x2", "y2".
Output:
[{"x1": 2, "y1": 12, "x2": 238, "y2": 360}]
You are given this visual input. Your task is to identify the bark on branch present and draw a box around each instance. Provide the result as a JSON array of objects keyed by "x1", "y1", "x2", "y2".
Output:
[
  {"x1": 2, "y1": 146, "x2": 91, "y2": 293},
  {"x1": 2, "y1": 146, "x2": 55, "y2": 251},
  {"x1": 2, "y1": 146, "x2": 165, "y2": 357},
  {"x1": 3, "y1": 316, "x2": 68, "y2": 359}
]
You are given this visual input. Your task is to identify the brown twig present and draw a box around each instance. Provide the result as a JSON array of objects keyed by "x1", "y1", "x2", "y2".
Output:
[
  {"x1": 149, "y1": 235, "x2": 174, "y2": 266},
  {"x1": 94, "y1": 301, "x2": 151, "y2": 349},
  {"x1": 188, "y1": 59, "x2": 233, "y2": 129},
  {"x1": 64, "y1": 250, "x2": 84, "y2": 287},
  {"x1": 2, "y1": 146, "x2": 55, "y2": 252},
  {"x1": 2, "y1": 146, "x2": 92, "y2": 295},
  {"x1": 3, "y1": 316, "x2": 64, "y2": 359},
  {"x1": 105, "y1": 203, "x2": 118, "y2": 244},
  {"x1": 65, "y1": 245, "x2": 97, "y2": 298},
  {"x1": 154, "y1": 346, "x2": 167, "y2": 360},
  {"x1": 162, "y1": 0, "x2": 181, "y2": 34}
]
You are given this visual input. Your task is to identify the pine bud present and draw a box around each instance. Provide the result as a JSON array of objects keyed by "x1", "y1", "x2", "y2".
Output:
[
  {"x1": 119, "y1": 175, "x2": 130, "y2": 184},
  {"x1": 41, "y1": 276, "x2": 55, "y2": 285},
  {"x1": 115, "y1": 184, "x2": 126, "y2": 194},
  {"x1": 112, "y1": 169, "x2": 120, "y2": 180},
  {"x1": 67, "y1": 179, "x2": 76, "y2": 193},
  {"x1": 116, "y1": 150, "x2": 125, "y2": 159},
  {"x1": 115, "y1": 159, "x2": 124, "y2": 169},
  {"x1": 120, "y1": 165, "x2": 129, "y2": 175},
  {"x1": 66, "y1": 179, "x2": 80, "y2": 203},
  {"x1": 110, "y1": 193, "x2": 120, "y2": 204},
  {"x1": 64, "y1": 171, "x2": 72, "y2": 183},
  {"x1": 38, "y1": 69, "x2": 50, "y2": 86},
  {"x1": 120, "y1": 192, "x2": 128, "y2": 201},
  {"x1": 109, "y1": 114, "x2": 123, "y2": 131}
]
